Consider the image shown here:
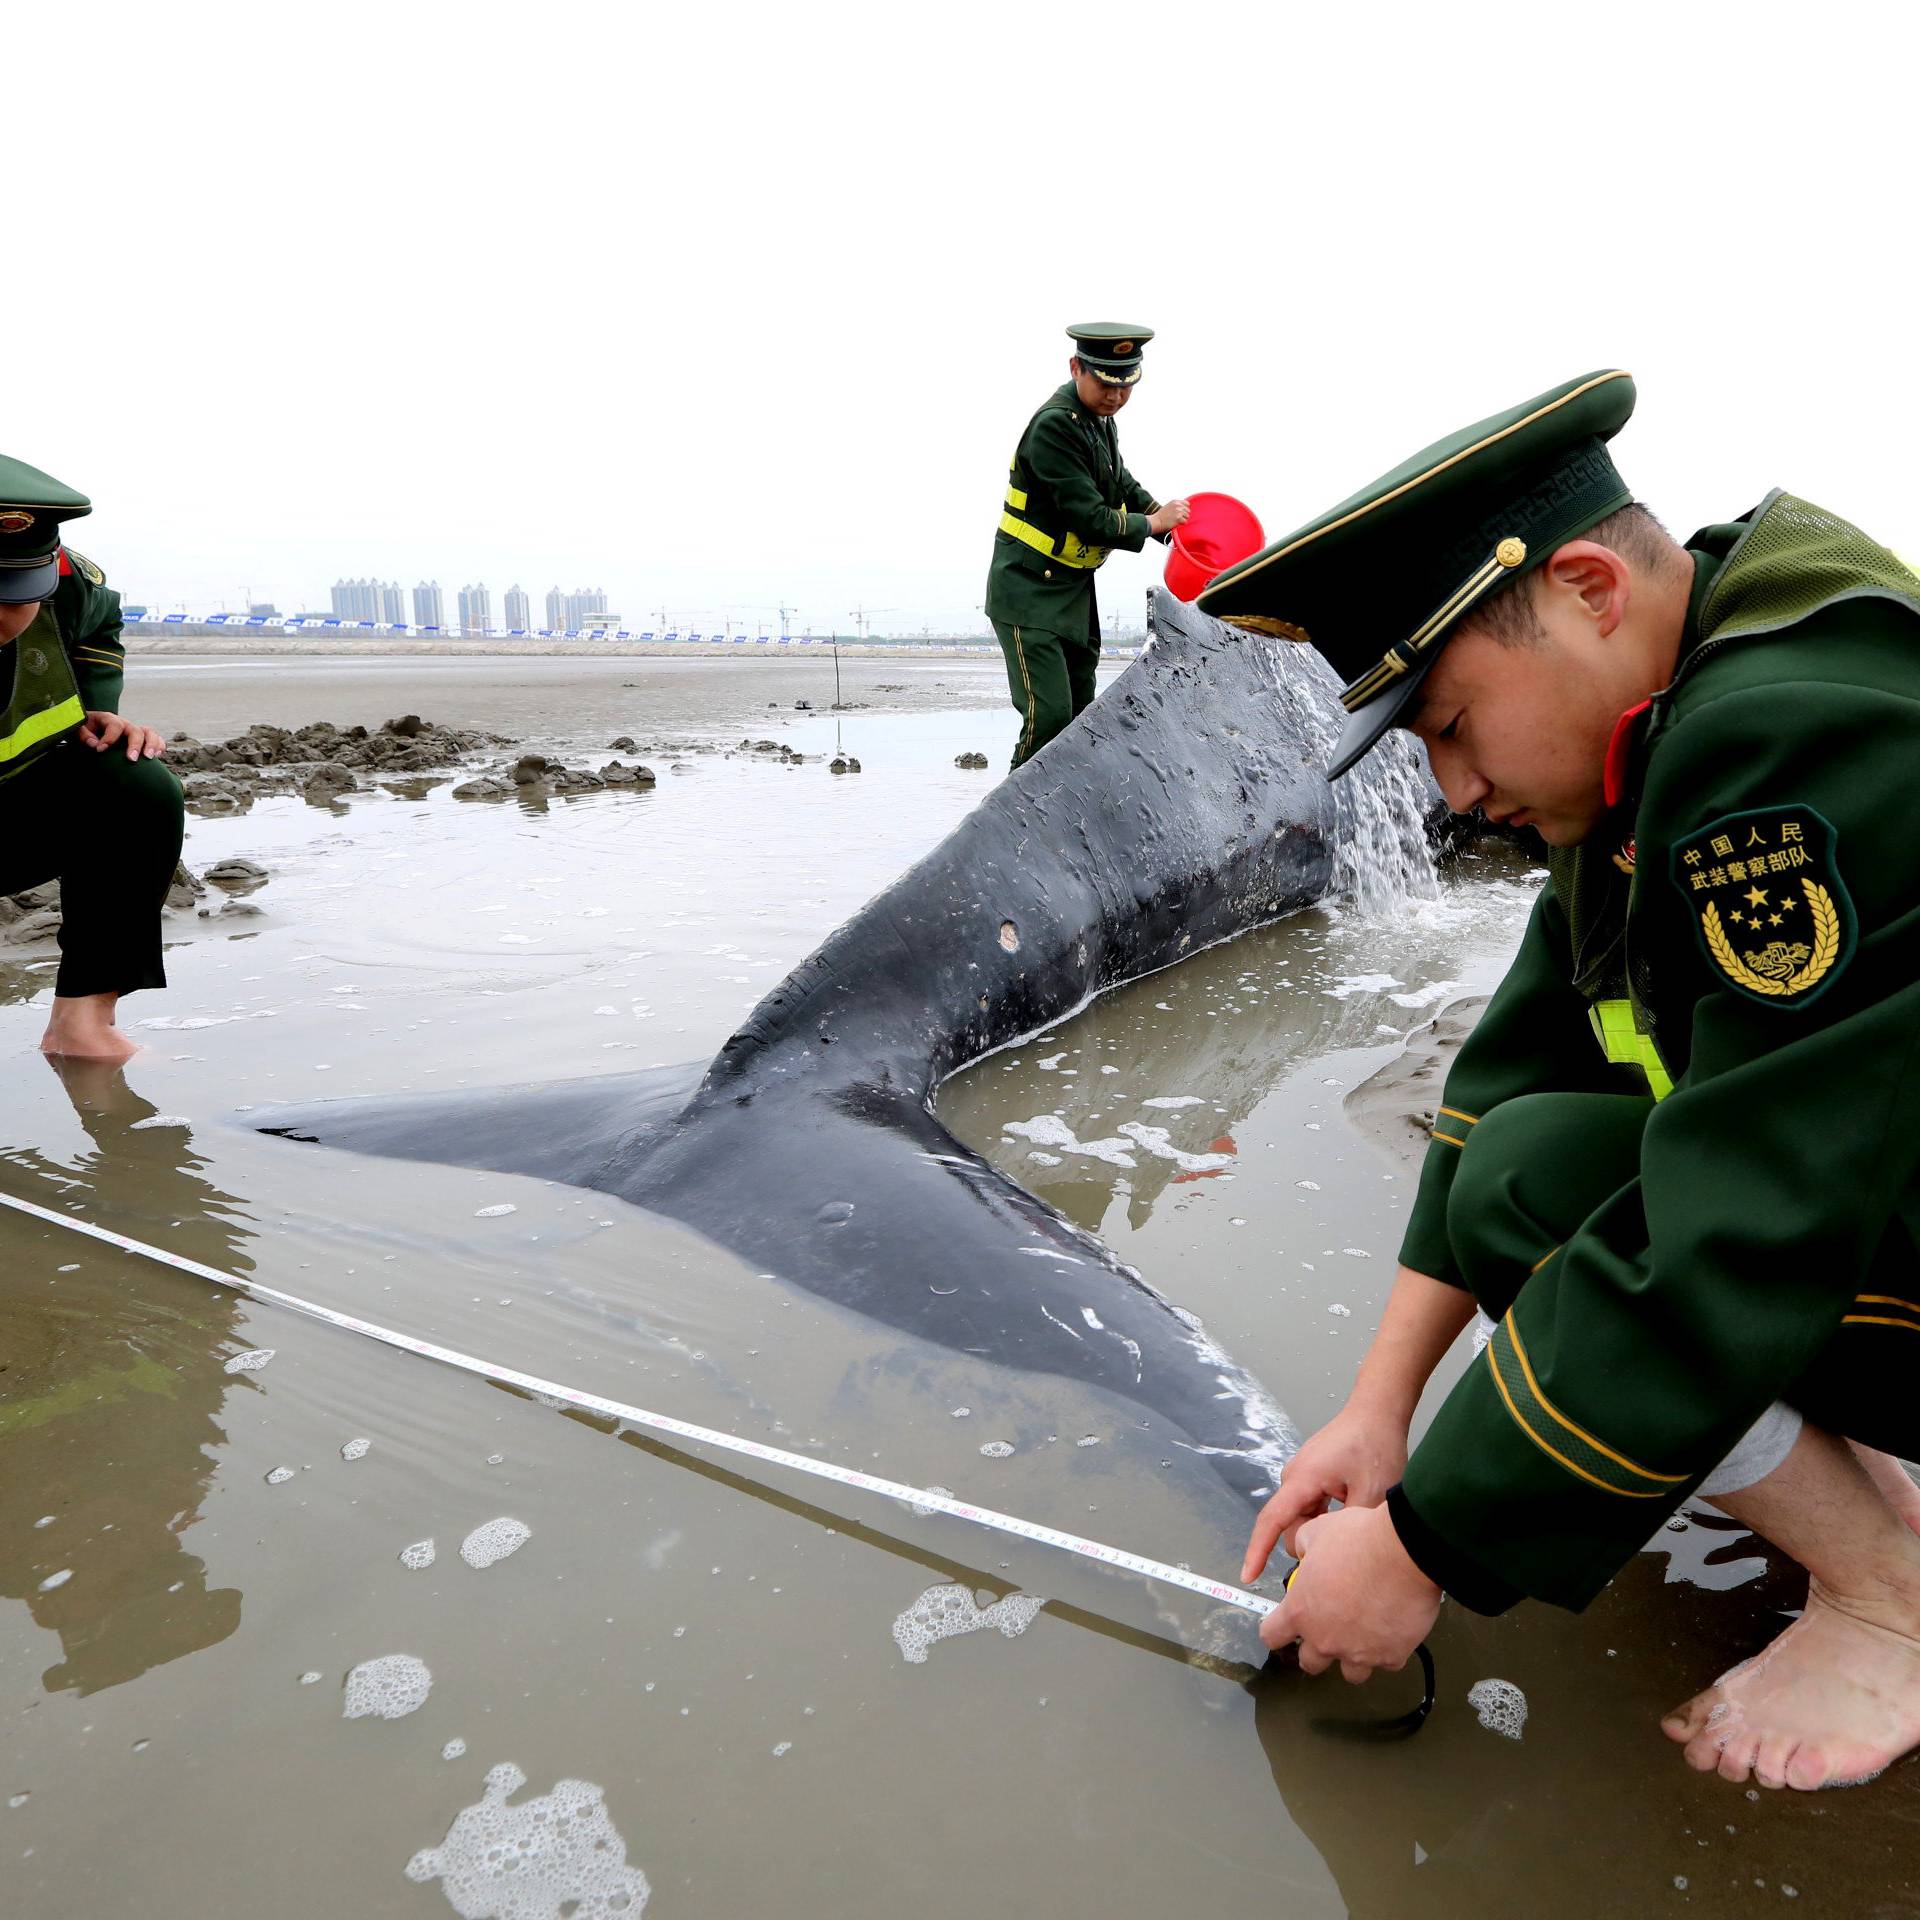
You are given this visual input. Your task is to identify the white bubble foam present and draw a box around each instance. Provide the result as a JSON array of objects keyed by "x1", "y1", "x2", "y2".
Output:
[
  {"x1": 265, "y1": 1467, "x2": 296, "y2": 1486},
  {"x1": 460, "y1": 1517, "x2": 532, "y2": 1570},
  {"x1": 1074, "y1": 1435, "x2": 1101, "y2": 1448},
  {"x1": 979, "y1": 1441, "x2": 1015, "y2": 1459},
  {"x1": 299, "y1": 1672, "x2": 322, "y2": 1686},
  {"x1": 1467, "y1": 1677, "x2": 1527, "y2": 1740},
  {"x1": 343, "y1": 1653, "x2": 433, "y2": 1721},
  {"x1": 904, "y1": 1485, "x2": 954, "y2": 1518},
  {"x1": 442, "y1": 1738, "x2": 467, "y2": 1760},
  {"x1": 891, "y1": 1583, "x2": 1045, "y2": 1665},
  {"x1": 38, "y1": 1570, "x2": 72, "y2": 1592},
  {"x1": 33, "y1": 1515, "x2": 56, "y2": 1529},
  {"x1": 474, "y1": 1203, "x2": 518, "y2": 1219},
  {"x1": 401, "y1": 1539, "x2": 437, "y2": 1571},
  {"x1": 406, "y1": 1761, "x2": 650, "y2": 1917},
  {"x1": 1140, "y1": 1095, "x2": 1205, "y2": 1109},
  {"x1": 129, "y1": 1114, "x2": 192, "y2": 1130},
  {"x1": 341, "y1": 1437, "x2": 371, "y2": 1462},
  {"x1": 1114, "y1": 1122, "x2": 1233, "y2": 1174},
  {"x1": 771, "y1": 1742, "x2": 792, "y2": 1757},
  {"x1": 224, "y1": 1348, "x2": 276, "y2": 1375}
]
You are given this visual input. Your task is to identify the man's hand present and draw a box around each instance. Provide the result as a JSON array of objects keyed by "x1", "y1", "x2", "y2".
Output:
[
  {"x1": 1148, "y1": 498, "x2": 1192, "y2": 535},
  {"x1": 1256, "y1": 1502, "x2": 1441, "y2": 1680},
  {"x1": 1241, "y1": 1403, "x2": 1409, "y2": 1582},
  {"x1": 80, "y1": 711, "x2": 167, "y2": 761}
]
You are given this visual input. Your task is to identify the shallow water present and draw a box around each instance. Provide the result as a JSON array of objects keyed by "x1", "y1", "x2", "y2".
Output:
[{"x1": 3, "y1": 661, "x2": 1916, "y2": 1917}]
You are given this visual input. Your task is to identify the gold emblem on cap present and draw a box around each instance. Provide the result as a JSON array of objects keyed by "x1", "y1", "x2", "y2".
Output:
[
  {"x1": 1495, "y1": 537, "x2": 1527, "y2": 569},
  {"x1": 0, "y1": 510, "x2": 35, "y2": 536},
  {"x1": 1114, "y1": 340, "x2": 1133, "y2": 355}
]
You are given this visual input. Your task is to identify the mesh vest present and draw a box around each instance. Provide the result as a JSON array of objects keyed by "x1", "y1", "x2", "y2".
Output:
[
  {"x1": 1550, "y1": 491, "x2": 1920, "y2": 1099},
  {"x1": 0, "y1": 603, "x2": 85, "y2": 786}
]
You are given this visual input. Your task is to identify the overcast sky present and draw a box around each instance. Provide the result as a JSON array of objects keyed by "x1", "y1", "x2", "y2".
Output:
[{"x1": 14, "y1": 2, "x2": 1915, "y2": 634}]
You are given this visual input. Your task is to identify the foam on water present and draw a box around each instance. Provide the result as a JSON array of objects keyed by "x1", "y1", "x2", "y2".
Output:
[
  {"x1": 128, "y1": 1114, "x2": 192, "y2": 1130},
  {"x1": 405, "y1": 1761, "x2": 650, "y2": 1918},
  {"x1": 39, "y1": 1570, "x2": 72, "y2": 1592},
  {"x1": 401, "y1": 1539, "x2": 437, "y2": 1570},
  {"x1": 343, "y1": 1653, "x2": 433, "y2": 1720},
  {"x1": 443, "y1": 1738, "x2": 468, "y2": 1760},
  {"x1": 1002, "y1": 1114, "x2": 1137, "y2": 1169},
  {"x1": 891, "y1": 1583, "x2": 1045, "y2": 1665},
  {"x1": 1140, "y1": 1095, "x2": 1205, "y2": 1109},
  {"x1": 1467, "y1": 1677, "x2": 1527, "y2": 1740},
  {"x1": 460, "y1": 1517, "x2": 532, "y2": 1569},
  {"x1": 1114, "y1": 1122, "x2": 1233, "y2": 1174},
  {"x1": 224, "y1": 1348, "x2": 276, "y2": 1375},
  {"x1": 474, "y1": 1203, "x2": 518, "y2": 1219},
  {"x1": 341, "y1": 1437, "x2": 371, "y2": 1462},
  {"x1": 265, "y1": 1467, "x2": 296, "y2": 1485},
  {"x1": 979, "y1": 1441, "x2": 1015, "y2": 1459}
]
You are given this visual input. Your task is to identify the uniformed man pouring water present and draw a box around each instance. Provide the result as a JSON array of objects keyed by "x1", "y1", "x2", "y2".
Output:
[
  {"x1": 0, "y1": 452, "x2": 180, "y2": 1062},
  {"x1": 985, "y1": 324, "x2": 1190, "y2": 768}
]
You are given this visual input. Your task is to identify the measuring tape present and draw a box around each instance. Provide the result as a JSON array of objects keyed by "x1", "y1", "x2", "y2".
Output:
[{"x1": 0, "y1": 1188, "x2": 1279, "y2": 1621}]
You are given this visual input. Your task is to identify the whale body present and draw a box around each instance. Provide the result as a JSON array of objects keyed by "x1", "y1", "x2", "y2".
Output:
[{"x1": 256, "y1": 590, "x2": 1437, "y2": 1505}]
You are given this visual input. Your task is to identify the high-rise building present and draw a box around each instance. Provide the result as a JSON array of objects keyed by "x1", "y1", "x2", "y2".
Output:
[
  {"x1": 331, "y1": 577, "x2": 374, "y2": 620},
  {"x1": 544, "y1": 586, "x2": 565, "y2": 630},
  {"x1": 504, "y1": 585, "x2": 531, "y2": 630},
  {"x1": 562, "y1": 586, "x2": 608, "y2": 629},
  {"x1": 457, "y1": 583, "x2": 493, "y2": 633},
  {"x1": 380, "y1": 581, "x2": 406, "y2": 624},
  {"x1": 413, "y1": 581, "x2": 445, "y2": 628}
]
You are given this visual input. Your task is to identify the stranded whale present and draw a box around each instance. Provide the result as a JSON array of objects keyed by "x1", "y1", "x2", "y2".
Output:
[{"x1": 256, "y1": 591, "x2": 1436, "y2": 1505}]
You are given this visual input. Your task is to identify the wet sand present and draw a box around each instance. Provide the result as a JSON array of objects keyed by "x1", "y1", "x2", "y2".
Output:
[{"x1": 3, "y1": 657, "x2": 1916, "y2": 1917}]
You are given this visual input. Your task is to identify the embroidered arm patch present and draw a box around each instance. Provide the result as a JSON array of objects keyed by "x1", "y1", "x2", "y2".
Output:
[{"x1": 1669, "y1": 805, "x2": 1855, "y2": 1008}]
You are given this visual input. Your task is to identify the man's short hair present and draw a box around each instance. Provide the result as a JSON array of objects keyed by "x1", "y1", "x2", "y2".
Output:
[{"x1": 1467, "y1": 503, "x2": 1682, "y2": 646}]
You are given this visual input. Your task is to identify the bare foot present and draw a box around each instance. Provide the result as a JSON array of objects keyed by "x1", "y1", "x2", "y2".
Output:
[
  {"x1": 39, "y1": 992, "x2": 140, "y2": 1064},
  {"x1": 1852, "y1": 1443, "x2": 1920, "y2": 1537},
  {"x1": 1662, "y1": 1581, "x2": 1920, "y2": 1789}
]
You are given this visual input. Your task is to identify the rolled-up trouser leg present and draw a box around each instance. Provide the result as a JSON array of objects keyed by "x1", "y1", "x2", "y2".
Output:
[
  {"x1": 992, "y1": 620, "x2": 1073, "y2": 769},
  {"x1": 1445, "y1": 1088, "x2": 1807, "y2": 1501},
  {"x1": 0, "y1": 743, "x2": 185, "y2": 998}
]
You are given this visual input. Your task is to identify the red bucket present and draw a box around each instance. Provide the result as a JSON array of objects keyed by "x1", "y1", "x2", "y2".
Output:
[{"x1": 1163, "y1": 492, "x2": 1265, "y2": 601}]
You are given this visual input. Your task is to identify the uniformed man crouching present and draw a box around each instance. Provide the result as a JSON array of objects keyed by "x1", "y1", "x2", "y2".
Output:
[
  {"x1": 1, "y1": 454, "x2": 181, "y2": 1062},
  {"x1": 985, "y1": 324, "x2": 1189, "y2": 768},
  {"x1": 1209, "y1": 372, "x2": 1920, "y2": 1792}
]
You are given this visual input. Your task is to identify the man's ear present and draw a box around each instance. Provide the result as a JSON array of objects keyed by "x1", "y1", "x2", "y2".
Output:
[{"x1": 1543, "y1": 539, "x2": 1629, "y2": 640}]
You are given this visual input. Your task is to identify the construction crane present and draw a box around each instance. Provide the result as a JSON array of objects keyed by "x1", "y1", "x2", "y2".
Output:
[{"x1": 847, "y1": 605, "x2": 897, "y2": 643}]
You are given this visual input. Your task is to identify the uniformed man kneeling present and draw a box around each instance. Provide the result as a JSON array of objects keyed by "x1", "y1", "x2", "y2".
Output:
[
  {"x1": 1, "y1": 454, "x2": 181, "y2": 1062},
  {"x1": 985, "y1": 323, "x2": 1189, "y2": 768},
  {"x1": 1209, "y1": 371, "x2": 1920, "y2": 1793}
]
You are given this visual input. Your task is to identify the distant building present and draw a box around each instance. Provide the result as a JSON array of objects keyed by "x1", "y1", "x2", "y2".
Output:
[
  {"x1": 413, "y1": 580, "x2": 445, "y2": 628},
  {"x1": 582, "y1": 612, "x2": 621, "y2": 634},
  {"x1": 504, "y1": 585, "x2": 530, "y2": 630},
  {"x1": 457, "y1": 583, "x2": 493, "y2": 633},
  {"x1": 379, "y1": 581, "x2": 406, "y2": 624},
  {"x1": 331, "y1": 577, "x2": 380, "y2": 620},
  {"x1": 544, "y1": 586, "x2": 565, "y2": 630},
  {"x1": 248, "y1": 601, "x2": 280, "y2": 619}
]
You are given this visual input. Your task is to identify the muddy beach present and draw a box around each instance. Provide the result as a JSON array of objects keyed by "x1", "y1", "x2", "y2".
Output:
[{"x1": 3, "y1": 652, "x2": 1916, "y2": 1918}]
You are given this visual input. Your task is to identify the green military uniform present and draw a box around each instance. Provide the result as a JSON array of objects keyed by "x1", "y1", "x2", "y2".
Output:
[
  {"x1": 986, "y1": 324, "x2": 1167, "y2": 767},
  {"x1": 1202, "y1": 373, "x2": 1920, "y2": 1613},
  {"x1": 0, "y1": 453, "x2": 184, "y2": 999}
]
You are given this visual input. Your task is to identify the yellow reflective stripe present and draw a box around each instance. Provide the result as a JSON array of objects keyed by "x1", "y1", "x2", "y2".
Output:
[
  {"x1": 1483, "y1": 1340, "x2": 1667, "y2": 1498},
  {"x1": 1855, "y1": 1294, "x2": 1920, "y2": 1315},
  {"x1": 1530, "y1": 1246, "x2": 1560, "y2": 1273},
  {"x1": 1012, "y1": 627, "x2": 1037, "y2": 762},
  {"x1": 0, "y1": 694, "x2": 84, "y2": 764},
  {"x1": 998, "y1": 512, "x2": 1104, "y2": 569},
  {"x1": 1431, "y1": 1129, "x2": 1467, "y2": 1148},
  {"x1": 1005, "y1": 484, "x2": 1029, "y2": 510},
  {"x1": 1843, "y1": 1315, "x2": 1920, "y2": 1332},
  {"x1": 1589, "y1": 999, "x2": 1674, "y2": 1101},
  {"x1": 1503, "y1": 1312, "x2": 1686, "y2": 1486},
  {"x1": 1439, "y1": 1106, "x2": 1478, "y2": 1126}
]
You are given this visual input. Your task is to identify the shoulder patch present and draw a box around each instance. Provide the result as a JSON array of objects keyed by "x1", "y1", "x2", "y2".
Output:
[
  {"x1": 63, "y1": 547, "x2": 105, "y2": 587},
  {"x1": 1669, "y1": 805, "x2": 1855, "y2": 1008}
]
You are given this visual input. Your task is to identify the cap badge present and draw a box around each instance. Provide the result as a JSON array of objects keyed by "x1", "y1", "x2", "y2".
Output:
[
  {"x1": 1114, "y1": 340, "x2": 1134, "y2": 356},
  {"x1": 0, "y1": 510, "x2": 35, "y2": 536},
  {"x1": 1495, "y1": 537, "x2": 1527, "y2": 568}
]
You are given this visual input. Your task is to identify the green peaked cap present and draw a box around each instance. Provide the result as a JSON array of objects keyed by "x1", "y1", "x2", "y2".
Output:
[
  {"x1": 1067, "y1": 322, "x2": 1153, "y2": 386},
  {"x1": 0, "y1": 452, "x2": 92, "y2": 604},
  {"x1": 1199, "y1": 370, "x2": 1637, "y2": 776}
]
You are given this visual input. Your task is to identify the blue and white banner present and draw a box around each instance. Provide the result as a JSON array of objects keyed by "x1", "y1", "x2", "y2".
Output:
[{"x1": 117, "y1": 609, "x2": 1056, "y2": 653}]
